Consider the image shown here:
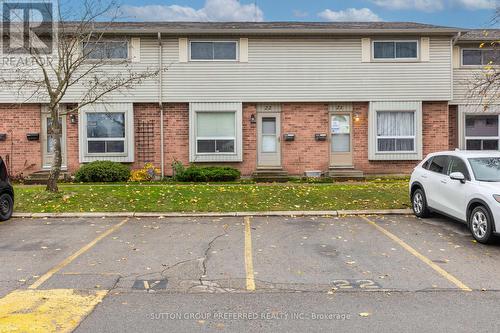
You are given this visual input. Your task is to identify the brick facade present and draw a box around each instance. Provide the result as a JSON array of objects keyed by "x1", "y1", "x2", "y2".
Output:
[
  {"x1": 0, "y1": 104, "x2": 41, "y2": 177},
  {"x1": 0, "y1": 101, "x2": 454, "y2": 177},
  {"x1": 281, "y1": 103, "x2": 330, "y2": 175},
  {"x1": 448, "y1": 105, "x2": 459, "y2": 150},
  {"x1": 353, "y1": 101, "x2": 450, "y2": 174}
]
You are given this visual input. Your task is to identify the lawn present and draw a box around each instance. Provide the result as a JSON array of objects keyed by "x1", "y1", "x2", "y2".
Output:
[{"x1": 13, "y1": 181, "x2": 410, "y2": 213}]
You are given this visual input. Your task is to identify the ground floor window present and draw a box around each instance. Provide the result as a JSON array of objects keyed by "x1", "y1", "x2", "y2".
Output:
[
  {"x1": 79, "y1": 103, "x2": 134, "y2": 163},
  {"x1": 465, "y1": 114, "x2": 499, "y2": 150},
  {"x1": 376, "y1": 111, "x2": 416, "y2": 152},
  {"x1": 189, "y1": 102, "x2": 243, "y2": 162}
]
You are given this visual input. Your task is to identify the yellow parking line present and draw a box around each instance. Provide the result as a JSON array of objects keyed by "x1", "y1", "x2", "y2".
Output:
[
  {"x1": 244, "y1": 216, "x2": 256, "y2": 291},
  {"x1": 29, "y1": 218, "x2": 129, "y2": 290},
  {"x1": 361, "y1": 216, "x2": 472, "y2": 292}
]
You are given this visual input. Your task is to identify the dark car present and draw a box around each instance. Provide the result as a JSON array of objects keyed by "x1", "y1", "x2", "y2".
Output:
[{"x1": 0, "y1": 157, "x2": 14, "y2": 221}]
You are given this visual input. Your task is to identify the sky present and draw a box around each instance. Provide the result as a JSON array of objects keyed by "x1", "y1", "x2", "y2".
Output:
[{"x1": 110, "y1": 0, "x2": 499, "y2": 28}]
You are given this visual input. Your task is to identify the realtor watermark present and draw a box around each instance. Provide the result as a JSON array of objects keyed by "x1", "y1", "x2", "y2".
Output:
[
  {"x1": 1, "y1": 0, "x2": 57, "y2": 66},
  {"x1": 146, "y1": 311, "x2": 352, "y2": 321}
]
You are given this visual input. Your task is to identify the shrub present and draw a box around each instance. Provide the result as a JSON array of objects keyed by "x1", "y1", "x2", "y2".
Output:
[
  {"x1": 175, "y1": 165, "x2": 240, "y2": 182},
  {"x1": 74, "y1": 161, "x2": 130, "y2": 183},
  {"x1": 130, "y1": 163, "x2": 161, "y2": 182}
]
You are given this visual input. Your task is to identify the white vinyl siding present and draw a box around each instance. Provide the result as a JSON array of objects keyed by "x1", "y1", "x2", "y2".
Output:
[
  {"x1": 79, "y1": 103, "x2": 134, "y2": 163},
  {"x1": 0, "y1": 36, "x2": 453, "y2": 103},
  {"x1": 369, "y1": 101, "x2": 423, "y2": 160},
  {"x1": 189, "y1": 102, "x2": 243, "y2": 162}
]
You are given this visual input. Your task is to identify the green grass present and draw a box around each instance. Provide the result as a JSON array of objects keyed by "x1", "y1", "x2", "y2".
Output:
[{"x1": 13, "y1": 181, "x2": 410, "y2": 213}]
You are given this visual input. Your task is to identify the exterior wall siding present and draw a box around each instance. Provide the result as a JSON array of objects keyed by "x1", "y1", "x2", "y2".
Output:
[
  {"x1": 0, "y1": 36, "x2": 453, "y2": 103},
  {"x1": 0, "y1": 104, "x2": 41, "y2": 177}
]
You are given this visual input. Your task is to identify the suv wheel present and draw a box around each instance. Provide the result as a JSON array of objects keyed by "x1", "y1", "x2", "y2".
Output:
[
  {"x1": 0, "y1": 193, "x2": 13, "y2": 221},
  {"x1": 469, "y1": 206, "x2": 494, "y2": 244},
  {"x1": 412, "y1": 188, "x2": 430, "y2": 218}
]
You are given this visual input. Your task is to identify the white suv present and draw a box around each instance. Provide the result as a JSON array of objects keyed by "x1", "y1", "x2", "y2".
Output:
[{"x1": 410, "y1": 150, "x2": 500, "y2": 244}]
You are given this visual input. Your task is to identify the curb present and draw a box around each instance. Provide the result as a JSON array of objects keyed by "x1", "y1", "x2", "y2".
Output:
[{"x1": 11, "y1": 209, "x2": 413, "y2": 219}]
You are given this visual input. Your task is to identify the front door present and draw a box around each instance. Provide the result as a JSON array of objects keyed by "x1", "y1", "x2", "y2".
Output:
[
  {"x1": 257, "y1": 112, "x2": 281, "y2": 167},
  {"x1": 330, "y1": 113, "x2": 353, "y2": 167},
  {"x1": 41, "y1": 113, "x2": 67, "y2": 169}
]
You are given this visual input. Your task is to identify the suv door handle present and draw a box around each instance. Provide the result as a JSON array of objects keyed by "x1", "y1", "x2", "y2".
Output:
[
  {"x1": 440, "y1": 179, "x2": 447, "y2": 184},
  {"x1": 421, "y1": 175, "x2": 427, "y2": 179}
]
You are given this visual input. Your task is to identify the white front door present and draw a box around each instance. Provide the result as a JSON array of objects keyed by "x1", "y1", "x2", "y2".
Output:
[
  {"x1": 41, "y1": 113, "x2": 67, "y2": 169},
  {"x1": 257, "y1": 112, "x2": 281, "y2": 167},
  {"x1": 330, "y1": 113, "x2": 353, "y2": 167}
]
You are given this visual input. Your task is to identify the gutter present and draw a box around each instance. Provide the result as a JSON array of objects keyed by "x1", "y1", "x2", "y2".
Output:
[{"x1": 158, "y1": 32, "x2": 165, "y2": 179}]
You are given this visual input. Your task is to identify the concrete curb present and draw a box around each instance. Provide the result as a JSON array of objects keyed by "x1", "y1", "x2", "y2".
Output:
[{"x1": 12, "y1": 209, "x2": 413, "y2": 219}]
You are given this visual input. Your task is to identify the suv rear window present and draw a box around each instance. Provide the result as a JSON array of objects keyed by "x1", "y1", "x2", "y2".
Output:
[{"x1": 428, "y1": 155, "x2": 449, "y2": 174}]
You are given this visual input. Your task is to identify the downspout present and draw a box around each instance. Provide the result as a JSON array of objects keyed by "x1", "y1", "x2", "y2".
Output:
[{"x1": 158, "y1": 32, "x2": 165, "y2": 178}]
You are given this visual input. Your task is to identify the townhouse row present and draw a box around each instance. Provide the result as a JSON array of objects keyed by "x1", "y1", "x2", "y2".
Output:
[{"x1": 0, "y1": 22, "x2": 498, "y2": 178}]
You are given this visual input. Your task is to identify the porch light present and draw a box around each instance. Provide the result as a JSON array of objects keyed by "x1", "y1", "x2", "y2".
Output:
[
  {"x1": 70, "y1": 114, "x2": 77, "y2": 124},
  {"x1": 250, "y1": 114, "x2": 256, "y2": 124},
  {"x1": 354, "y1": 113, "x2": 360, "y2": 122}
]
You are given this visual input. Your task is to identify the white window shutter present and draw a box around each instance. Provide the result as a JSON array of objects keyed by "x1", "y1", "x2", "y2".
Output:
[
  {"x1": 239, "y1": 38, "x2": 248, "y2": 62},
  {"x1": 420, "y1": 37, "x2": 430, "y2": 62},
  {"x1": 361, "y1": 38, "x2": 371, "y2": 62},
  {"x1": 179, "y1": 38, "x2": 188, "y2": 63},
  {"x1": 130, "y1": 37, "x2": 141, "y2": 62},
  {"x1": 453, "y1": 46, "x2": 460, "y2": 68}
]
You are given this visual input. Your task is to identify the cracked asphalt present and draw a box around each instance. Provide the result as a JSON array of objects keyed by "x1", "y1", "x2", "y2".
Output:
[{"x1": 1, "y1": 214, "x2": 500, "y2": 332}]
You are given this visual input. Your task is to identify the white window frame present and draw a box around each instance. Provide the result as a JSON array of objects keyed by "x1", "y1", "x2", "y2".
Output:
[
  {"x1": 461, "y1": 47, "x2": 500, "y2": 68},
  {"x1": 79, "y1": 103, "x2": 134, "y2": 163},
  {"x1": 464, "y1": 114, "x2": 500, "y2": 150},
  {"x1": 372, "y1": 39, "x2": 419, "y2": 61},
  {"x1": 83, "y1": 38, "x2": 130, "y2": 62},
  {"x1": 195, "y1": 111, "x2": 237, "y2": 155},
  {"x1": 189, "y1": 102, "x2": 243, "y2": 162},
  {"x1": 375, "y1": 111, "x2": 417, "y2": 154},
  {"x1": 189, "y1": 40, "x2": 239, "y2": 62}
]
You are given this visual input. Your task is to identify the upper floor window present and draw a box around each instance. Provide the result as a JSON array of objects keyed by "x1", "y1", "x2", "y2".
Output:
[
  {"x1": 373, "y1": 40, "x2": 418, "y2": 60},
  {"x1": 190, "y1": 41, "x2": 238, "y2": 61},
  {"x1": 83, "y1": 40, "x2": 129, "y2": 60},
  {"x1": 462, "y1": 49, "x2": 499, "y2": 66}
]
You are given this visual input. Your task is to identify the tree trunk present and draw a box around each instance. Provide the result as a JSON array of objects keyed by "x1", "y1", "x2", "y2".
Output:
[{"x1": 46, "y1": 104, "x2": 62, "y2": 192}]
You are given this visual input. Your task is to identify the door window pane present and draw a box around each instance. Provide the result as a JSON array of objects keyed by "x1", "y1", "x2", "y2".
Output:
[
  {"x1": 262, "y1": 118, "x2": 276, "y2": 135},
  {"x1": 429, "y1": 155, "x2": 449, "y2": 174},
  {"x1": 332, "y1": 134, "x2": 350, "y2": 152},
  {"x1": 262, "y1": 136, "x2": 277, "y2": 153},
  {"x1": 331, "y1": 115, "x2": 350, "y2": 134}
]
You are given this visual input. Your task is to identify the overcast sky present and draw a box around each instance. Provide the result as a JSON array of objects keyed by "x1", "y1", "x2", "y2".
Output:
[{"x1": 108, "y1": 0, "x2": 499, "y2": 28}]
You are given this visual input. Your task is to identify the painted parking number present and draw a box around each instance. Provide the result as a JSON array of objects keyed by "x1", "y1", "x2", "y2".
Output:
[{"x1": 332, "y1": 279, "x2": 381, "y2": 290}]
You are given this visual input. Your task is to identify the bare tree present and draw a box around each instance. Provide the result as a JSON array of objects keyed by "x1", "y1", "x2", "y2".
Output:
[
  {"x1": 467, "y1": 8, "x2": 500, "y2": 106},
  {"x1": 0, "y1": 0, "x2": 162, "y2": 192}
]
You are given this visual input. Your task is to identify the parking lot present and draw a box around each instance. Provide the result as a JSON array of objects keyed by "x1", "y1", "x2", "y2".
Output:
[{"x1": 1, "y1": 214, "x2": 500, "y2": 332}]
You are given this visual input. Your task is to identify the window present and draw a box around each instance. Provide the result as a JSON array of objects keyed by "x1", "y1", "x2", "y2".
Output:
[
  {"x1": 196, "y1": 112, "x2": 236, "y2": 154},
  {"x1": 448, "y1": 157, "x2": 470, "y2": 180},
  {"x1": 422, "y1": 157, "x2": 432, "y2": 170},
  {"x1": 469, "y1": 158, "x2": 500, "y2": 182},
  {"x1": 429, "y1": 155, "x2": 449, "y2": 174},
  {"x1": 86, "y1": 113, "x2": 126, "y2": 154},
  {"x1": 465, "y1": 115, "x2": 499, "y2": 151},
  {"x1": 190, "y1": 41, "x2": 237, "y2": 61},
  {"x1": 83, "y1": 40, "x2": 129, "y2": 60},
  {"x1": 373, "y1": 41, "x2": 418, "y2": 60},
  {"x1": 376, "y1": 111, "x2": 416, "y2": 152},
  {"x1": 462, "y1": 49, "x2": 500, "y2": 66}
]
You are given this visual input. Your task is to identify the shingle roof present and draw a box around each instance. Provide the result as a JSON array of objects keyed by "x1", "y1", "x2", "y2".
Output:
[
  {"x1": 72, "y1": 21, "x2": 460, "y2": 35},
  {"x1": 458, "y1": 29, "x2": 500, "y2": 41}
]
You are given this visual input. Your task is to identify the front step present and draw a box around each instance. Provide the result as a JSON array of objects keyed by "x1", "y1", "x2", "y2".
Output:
[
  {"x1": 252, "y1": 169, "x2": 289, "y2": 182},
  {"x1": 328, "y1": 167, "x2": 364, "y2": 180},
  {"x1": 24, "y1": 170, "x2": 71, "y2": 184}
]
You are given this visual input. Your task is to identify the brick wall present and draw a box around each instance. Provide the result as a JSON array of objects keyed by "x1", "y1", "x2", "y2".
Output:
[
  {"x1": 133, "y1": 104, "x2": 162, "y2": 169},
  {"x1": 281, "y1": 103, "x2": 330, "y2": 175},
  {"x1": 66, "y1": 111, "x2": 79, "y2": 173},
  {"x1": 164, "y1": 103, "x2": 190, "y2": 175},
  {"x1": 353, "y1": 101, "x2": 450, "y2": 174},
  {"x1": 0, "y1": 104, "x2": 41, "y2": 177},
  {"x1": 449, "y1": 105, "x2": 458, "y2": 150}
]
